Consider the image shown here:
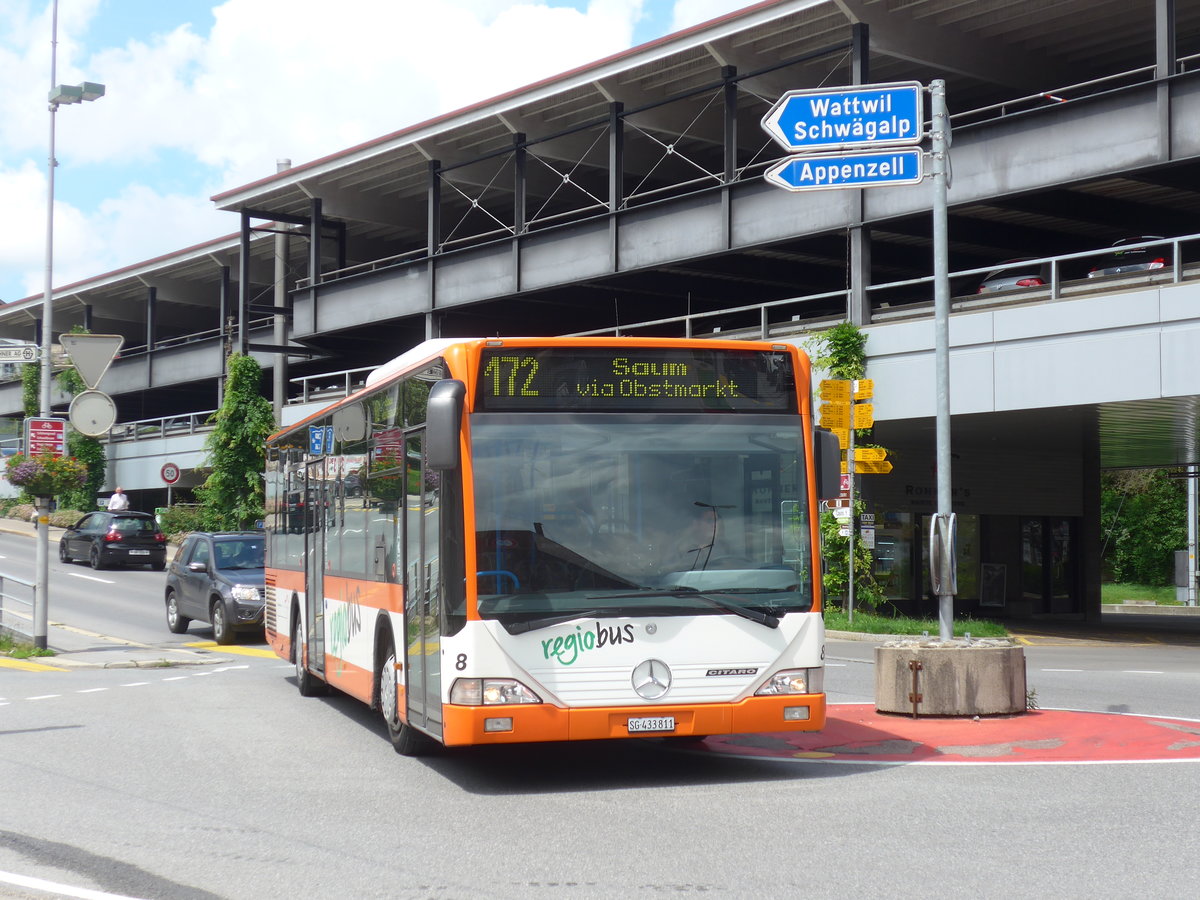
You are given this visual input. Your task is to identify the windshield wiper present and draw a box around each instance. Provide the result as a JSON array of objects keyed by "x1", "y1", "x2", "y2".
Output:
[
  {"x1": 586, "y1": 588, "x2": 779, "y2": 629},
  {"x1": 502, "y1": 609, "x2": 608, "y2": 635}
]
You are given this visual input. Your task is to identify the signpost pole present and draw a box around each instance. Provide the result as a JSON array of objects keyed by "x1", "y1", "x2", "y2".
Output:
[
  {"x1": 930, "y1": 79, "x2": 956, "y2": 641},
  {"x1": 847, "y1": 396, "x2": 856, "y2": 624}
]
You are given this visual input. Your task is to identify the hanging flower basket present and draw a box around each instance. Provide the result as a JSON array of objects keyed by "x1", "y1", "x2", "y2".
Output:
[{"x1": 5, "y1": 451, "x2": 89, "y2": 497}]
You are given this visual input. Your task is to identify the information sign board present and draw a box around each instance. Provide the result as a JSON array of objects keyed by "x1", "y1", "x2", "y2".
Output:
[{"x1": 25, "y1": 417, "x2": 67, "y2": 458}]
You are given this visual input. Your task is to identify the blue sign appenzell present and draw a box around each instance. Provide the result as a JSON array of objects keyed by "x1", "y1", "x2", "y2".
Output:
[
  {"x1": 765, "y1": 149, "x2": 924, "y2": 192},
  {"x1": 761, "y1": 82, "x2": 923, "y2": 153}
]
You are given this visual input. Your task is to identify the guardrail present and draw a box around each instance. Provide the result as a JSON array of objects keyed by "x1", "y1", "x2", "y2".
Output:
[
  {"x1": 108, "y1": 410, "x2": 218, "y2": 443},
  {"x1": 288, "y1": 366, "x2": 374, "y2": 404},
  {"x1": 574, "y1": 233, "x2": 1200, "y2": 340},
  {"x1": 0, "y1": 571, "x2": 35, "y2": 641}
]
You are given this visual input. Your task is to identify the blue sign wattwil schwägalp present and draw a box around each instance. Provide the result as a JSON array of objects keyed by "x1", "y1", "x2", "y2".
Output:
[{"x1": 761, "y1": 82, "x2": 924, "y2": 153}]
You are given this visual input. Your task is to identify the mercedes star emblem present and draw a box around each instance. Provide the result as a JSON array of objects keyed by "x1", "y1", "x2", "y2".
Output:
[{"x1": 631, "y1": 658, "x2": 672, "y2": 700}]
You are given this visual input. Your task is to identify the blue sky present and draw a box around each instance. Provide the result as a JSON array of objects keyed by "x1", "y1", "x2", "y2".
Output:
[{"x1": 0, "y1": 0, "x2": 751, "y2": 305}]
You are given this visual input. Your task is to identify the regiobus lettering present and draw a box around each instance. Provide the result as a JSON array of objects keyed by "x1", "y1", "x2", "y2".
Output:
[{"x1": 541, "y1": 623, "x2": 637, "y2": 666}]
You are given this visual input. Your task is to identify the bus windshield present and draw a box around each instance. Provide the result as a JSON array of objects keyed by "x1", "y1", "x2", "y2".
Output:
[{"x1": 471, "y1": 414, "x2": 814, "y2": 631}]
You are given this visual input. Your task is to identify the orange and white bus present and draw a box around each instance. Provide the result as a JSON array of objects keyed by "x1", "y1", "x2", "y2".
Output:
[{"x1": 264, "y1": 337, "x2": 841, "y2": 754}]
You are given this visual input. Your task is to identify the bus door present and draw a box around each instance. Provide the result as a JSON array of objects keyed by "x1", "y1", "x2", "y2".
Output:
[
  {"x1": 303, "y1": 457, "x2": 328, "y2": 679},
  {"x1": 404, "y1": 432, "x2": 443, "y2": 739}
]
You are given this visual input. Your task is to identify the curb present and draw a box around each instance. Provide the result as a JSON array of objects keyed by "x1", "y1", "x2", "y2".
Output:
[{"x1": 47, "y1": 654, "x2": 232, "y2": 669}]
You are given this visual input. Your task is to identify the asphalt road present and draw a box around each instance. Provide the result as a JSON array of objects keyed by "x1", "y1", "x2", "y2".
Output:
[
  {"x1": 2, "y1": 529, "x2": 1200, "y2": 899},
  {"x1": 0, "y1": 531, "x2": 215, "y2": 648}
]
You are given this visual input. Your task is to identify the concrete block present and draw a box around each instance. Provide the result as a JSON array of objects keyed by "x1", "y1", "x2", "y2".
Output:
[{"x1": 875, "y1": 641, "x2": 1026, "y2": 717}]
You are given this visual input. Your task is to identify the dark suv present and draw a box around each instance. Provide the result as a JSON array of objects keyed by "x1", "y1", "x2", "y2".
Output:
[
  {"x1": 164, "y1": 532, "x2": 265, "y2": 644},
  {"x1": 59, "y1": 511, "x2": 168, "y2": 570}
]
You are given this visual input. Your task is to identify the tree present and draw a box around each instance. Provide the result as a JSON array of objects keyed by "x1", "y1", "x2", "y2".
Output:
[
  {"x1": 1101, "y1": 469, "x2": 1187, "y2": 585},
  {"x1": 196, "y1": 354, "x2": 275, "y2": 530}
]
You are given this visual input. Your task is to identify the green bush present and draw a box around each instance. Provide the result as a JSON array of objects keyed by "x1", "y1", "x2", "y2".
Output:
[
  {"x1": 6, "y1": 504, "x2": 86, "y2": 527},
  {"x1": 157, "y1": 504, "x2": 209, "y2": 541},
  {"x1": 1101, "y1": 469, "x2": 1186, "y2": 585}
]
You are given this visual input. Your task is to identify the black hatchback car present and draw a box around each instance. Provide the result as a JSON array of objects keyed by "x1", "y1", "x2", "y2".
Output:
[
  {"x1": 59, "y1": 510, "x2": 168, "y2": 570},
  {"x1": 164, "y1": 531, "x2": 265, "y2": 644}
]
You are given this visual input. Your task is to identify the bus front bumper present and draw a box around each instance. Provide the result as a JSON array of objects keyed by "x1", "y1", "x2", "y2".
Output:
[{"x1": 441, "y1": 693, "x2": 826, "y2": 746}]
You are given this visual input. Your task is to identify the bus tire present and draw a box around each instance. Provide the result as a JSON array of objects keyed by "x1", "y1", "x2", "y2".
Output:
[
  {"x1": 292, "y1": 616, "x2": 327, "y2": 697},
  {"x1": 378, "y1": 636, "x2": 434, "y2": 757}
]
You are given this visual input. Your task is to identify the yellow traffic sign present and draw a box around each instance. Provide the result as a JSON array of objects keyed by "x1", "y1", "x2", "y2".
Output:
[
  {"x1": 856, "y1": 459, "x2": 893, "y2": 474},
  {"x1": 819, "y1": 379, "x2": 850, "y2": 401},
  {"x1": 854, "y1": 447, "x2": 888, "y2": 462},
  {"x1": 829, "y1": 427, "x2": 849, "y2": 448},
  {"x1": 821, "y1": 402, "x2": 873, "y2": 428},
  {"x1": 853, "y1": 378, "x2": 874, "y2": 400},
  {"x1": 819, "y1": 403, "x2": 849, "y2": 427}
]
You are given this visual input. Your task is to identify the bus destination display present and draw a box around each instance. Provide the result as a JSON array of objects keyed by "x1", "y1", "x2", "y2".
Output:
[{"x1": 476, "y1": 348, "x2": 797, "y2": 413}]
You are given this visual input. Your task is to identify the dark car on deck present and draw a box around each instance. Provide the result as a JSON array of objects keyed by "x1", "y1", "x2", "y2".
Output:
[
  {"x1": 59, "y1": 510, "x2": 168, "y2": 571},
  {"x1": 164, "y1": 531, "x2": 265, "y2": 644}
]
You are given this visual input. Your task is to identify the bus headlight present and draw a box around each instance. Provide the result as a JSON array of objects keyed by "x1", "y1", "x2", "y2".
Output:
[
  {"x1": 754, "y1": 668, "x2": 823, "y2": 695},
  {"x1": 450, "y1": 678, "x2": 542, "y2": 705}
]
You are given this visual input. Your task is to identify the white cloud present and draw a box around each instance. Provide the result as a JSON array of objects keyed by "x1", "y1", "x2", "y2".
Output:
[{"x1": 0, "y1": 0, "x2": 655, "y2": 302}]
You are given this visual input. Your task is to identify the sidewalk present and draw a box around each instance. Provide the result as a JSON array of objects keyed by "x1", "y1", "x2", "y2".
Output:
[{"x1": 0, "y1": 515, "x2": 226, "y2": 669}]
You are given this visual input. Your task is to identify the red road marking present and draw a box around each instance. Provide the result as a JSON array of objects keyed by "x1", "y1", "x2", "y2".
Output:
[{"x1": 699, "y1": 704, "x2": 1200, "y2": 765}]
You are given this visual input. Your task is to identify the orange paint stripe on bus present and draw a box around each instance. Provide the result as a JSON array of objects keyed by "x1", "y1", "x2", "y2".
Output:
[{"x1": 441, "y1": 694, "x2": 826, "y2": 746}]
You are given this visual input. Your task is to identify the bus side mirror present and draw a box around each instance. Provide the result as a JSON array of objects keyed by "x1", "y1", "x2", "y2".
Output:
[
  {"x1": 427, "y1": 379, "x2": 466, "y2": 470},
  {"x1": 814, "y1": 427, "x2": 842, "y2": 501}
]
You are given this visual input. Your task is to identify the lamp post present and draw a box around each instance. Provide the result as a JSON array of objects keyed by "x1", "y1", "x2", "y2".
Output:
[{"x1": 34, "y1": 0, "x2": 104, "y2": 649}]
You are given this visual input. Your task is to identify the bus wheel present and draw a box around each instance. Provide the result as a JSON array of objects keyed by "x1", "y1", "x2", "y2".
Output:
[
  {"x1": 292, "y1": 617, "x2": 326, "y2": 697},
  {"x1": 379, "y1": 638, "x2": 433, "y2": 757}
]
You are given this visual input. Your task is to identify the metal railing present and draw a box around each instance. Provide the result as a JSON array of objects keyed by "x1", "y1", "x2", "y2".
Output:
[
  {"x1": 572, "y1": 233, "x2": 1200, "y2": 341},
  {"x1": 0, "y1": 571, "x2": 35, "y2": 641},
  {"x1": 288, "y1": 366, "x2": 374, "y2": 404},
  {"x1": 108, "y1": 410, "x2": 218, "y2": 443}
]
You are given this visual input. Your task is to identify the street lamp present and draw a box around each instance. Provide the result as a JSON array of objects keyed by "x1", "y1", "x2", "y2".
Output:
[
  {"x1": 35, "y1": 0, "x2": 105, "y2": 650},
  {"x1": 41, "y1": 78, "x2": 106, "y2": 417}
]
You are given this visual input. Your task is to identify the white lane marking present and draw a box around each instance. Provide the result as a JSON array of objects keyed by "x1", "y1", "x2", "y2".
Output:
[
  {"x1": 211, "y1": 665, "x2": 250, "y2": 673},
  {"x1": 0, "y1": 868, "x2": 148, "y2": 899},
  {"x1": 120, "y1": 682, "x2": 150, "y2": 687},
  {"x1": 27, "y1": 694, "x2": 62, "y2": 700},
  {"x1": 76, "y1": 688, "x2": 108, "y2": 693},
  {"x1": 161, "y1": 676, "x2": 189, "y2": 682},
  {"x1": 67, "y1": 572, "x2": 116, "y2": 584},
  {"x1": 1123, "y1": 670, "x2": 1164, "y2": 675}
]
